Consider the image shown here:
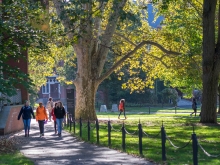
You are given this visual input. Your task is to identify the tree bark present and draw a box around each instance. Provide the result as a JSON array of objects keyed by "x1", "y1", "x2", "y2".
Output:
[{"x1": 200, "y1": 0, "x2": 218, "y2": 123}]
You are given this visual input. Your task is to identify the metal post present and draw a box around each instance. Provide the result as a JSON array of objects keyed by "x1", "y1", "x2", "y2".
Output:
[
  {"x1": 73, "y1": 118, "x2": 75, "y2": 134},
  {"x1": 79, "y1": 117, "x2": 82, "y2": 137},
  {"x1": 192, "y1": 127, "x2": 198, "y2": 165},
  {"x1": 161, "y1": 122, "x2": 166, "y2": 161},
  {"x1": 70, "y1": 115, "x2": 72, "y2": 132},
  {"x1": 88, "y1": 119, "x2": 90, "y2": 141},
  {"x1": 67, "y1": 113, "x2": 69, "y2": 127},
  {"x1": 69, "y1": 114, "x2": 72, "y2": 132},
  {"x1": 175, "y1": 106, "x2": 177, "y2": 114},
  {"x1": 96, "y1": 119, "x2": 99, "y2": 144},
  {"x1": 138, "y1": 121, "x2": 143, "y2": 155},
  {"x1": 149, "y1": 106, "x2": 150, "y2": 114},
  {"x1": 108, "y1": 120, "x2": 111, "y2": 146},
  {"x1": 122, "y1": 122, "x2": 126, "y2": 152}
]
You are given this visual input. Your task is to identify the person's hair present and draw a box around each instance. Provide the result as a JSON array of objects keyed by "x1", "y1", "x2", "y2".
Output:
[
  {"x1": 54, "y1": 102, "x2": 58, "y2": 107},
  {"x1": 48, "y1": 97, "x2": 52, "y2": 101},
  {"x1": 59, "y1": 101, "x2": 64, "y2": 108},
  {"x1": 24, "y1": 100, "x2": 29, "y2": 105}
]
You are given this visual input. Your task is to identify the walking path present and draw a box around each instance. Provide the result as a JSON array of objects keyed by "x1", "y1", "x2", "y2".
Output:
[{"x1": 16, "y1": 119, "x2": 155, "y2": 165}]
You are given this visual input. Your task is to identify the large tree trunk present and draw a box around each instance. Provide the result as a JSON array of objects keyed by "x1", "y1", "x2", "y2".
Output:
[
  {"x1": 200, "y1": 0, "x2": 218, "y2": 123},
  {"x1": 74, "y1": 78, "x2": 99, "y2": 120}
]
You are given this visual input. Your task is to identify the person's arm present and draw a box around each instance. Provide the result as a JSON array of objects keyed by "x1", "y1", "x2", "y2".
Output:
[
  {"x1": 44, "y1": 107, "x2": 48, "y2": 120},
  {"x1": 17, "y1": 107, "x2": 23, "y2": 120},
  {"x1": 63, "y1": 107, "x2": 66, "y2": 116},
  {"x1": 30, "y1": 107, "x2": 35, "y2": 119},
  {"x1": 35, "y1": 108, "x2": 39, "y2": 121}
]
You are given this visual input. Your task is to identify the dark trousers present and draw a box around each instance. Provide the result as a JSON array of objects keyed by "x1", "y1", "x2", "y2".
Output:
[
  {"x1": 118, "y1": 110, "x2": 126, "y2": 117},
  {"x1": 54, "y1": 121, "x2": 57, "y2": 132},
  {"x1": 38, "y1": 120, "x2": 45, "y2": 134}
]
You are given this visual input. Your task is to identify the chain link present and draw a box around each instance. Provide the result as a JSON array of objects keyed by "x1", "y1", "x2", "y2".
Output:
[
  {"x1": 198, "y1": 142, "x2": 220, "y2": 157},
  {"x1": 166, "y1": 135, "x2": 191, "y2": 149},
  {"x1": 142, "y1": 130, "x2": 161, "y2": 138},
  {"x1": 124, "y1": 128, "x2": 138, "y2": 135},
  {"x1": 110, "y1": 125, "x2": 122, "y2": 132}
]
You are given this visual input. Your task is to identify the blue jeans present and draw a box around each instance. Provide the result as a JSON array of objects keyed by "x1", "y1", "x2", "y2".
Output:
[
  {"x1": 23, "y1": 119, "x2": 31, "y2": 133},
  {"x1": 56, "y1": 118, "x2": 63, "y2": 134}
]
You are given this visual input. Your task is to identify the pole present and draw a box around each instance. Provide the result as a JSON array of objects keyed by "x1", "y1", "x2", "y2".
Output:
[
  {"x1": 161, "y1": 122, "x2": 166, "y2": 161},
  {"x1": 79, "y1": 117, "x2": 82, "y2": 137},
  {"x1": 108, "y1": 120, "x2": 111, "y2": 146},
  {"x1": 96, "y1": 118, "x2": 99, "y2": 144},
  {"x1": 122, "y1": 122, "x2": 126, "y2": 152},
  {"x1": 192, "y1": 127, "x2": 198, "y2": 165},
  {"x1": 88, "y1": 119, "x2": 90, "y2": 141},
  {"x1": 138, "y1": 121, "x2": 143, "y2": 155}
]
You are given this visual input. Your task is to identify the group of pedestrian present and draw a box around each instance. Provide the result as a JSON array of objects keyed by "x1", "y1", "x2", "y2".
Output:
[{"x1": 17, "y1": 97, "x2": 66, "y2": 137}]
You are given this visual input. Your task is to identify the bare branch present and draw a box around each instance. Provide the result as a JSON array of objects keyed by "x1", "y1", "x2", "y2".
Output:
[{"x1": 97, "y1": 40, "x2": 181, "y2": 84}]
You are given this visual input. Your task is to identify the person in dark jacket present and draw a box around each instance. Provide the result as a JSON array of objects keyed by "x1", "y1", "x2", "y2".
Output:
[
  {"x1": 54, "y1": 101, "x2": 66, "y2": 137},
  {"x1": 18, "y1": 101, "x2": 35, "y2": 137}
]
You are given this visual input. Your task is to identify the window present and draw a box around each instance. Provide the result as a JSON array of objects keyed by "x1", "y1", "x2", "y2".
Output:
[{"x1": 42, "y1": 83, "x2": 50, "y2": 94}]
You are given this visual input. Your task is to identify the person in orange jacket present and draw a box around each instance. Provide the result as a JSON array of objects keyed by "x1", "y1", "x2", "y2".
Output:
[
  {"x1": 51, "y1": 102, "x2": 57, "y2": 134},
  {"x1": 118, "y1": 99, "x2": 127, "y2": 119},
  {"x1": 36, "y1": 102, "x2": 48, "y2": 137}
]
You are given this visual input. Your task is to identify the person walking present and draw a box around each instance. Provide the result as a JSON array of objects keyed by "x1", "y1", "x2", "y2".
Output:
[
  {"x1": 190, "y1": 97, "x2": 197, "y2": 116},
  {"x1": 118, "y1": 99, "x2": 127, "y2": 119},
  {"x1": 17, "y1": 101, "x2": 35, "y2": 137},
  {"x1": 36, "y1": 102, "x2": 48, "y2": 137},
  {"x1": 54, "y1": 101, "x2": 66, "y2": 137},
  {"x1": 51, "y1": 103, "x2": 57, "y2": 134},
  {"x1": 46, "y1": 97, "x2": 53, "y2": 121}
]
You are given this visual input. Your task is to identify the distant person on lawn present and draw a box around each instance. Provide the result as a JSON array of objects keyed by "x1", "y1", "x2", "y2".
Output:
[
  {"x1": 17, "y1": 101, "x2": 35, "y2": 137},
  {"x1": 190, "y1": 97, "x2": 197, "y2": 116},
  {"x1": 118, "y1": 99, "x2": 127, "y2": 119},
  {"x1": 36, "y1": 102, "x2": 48, "y2": 137}
]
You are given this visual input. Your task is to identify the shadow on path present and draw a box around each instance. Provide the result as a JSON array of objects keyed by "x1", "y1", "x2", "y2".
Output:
[{"x1": 16, "y1": 119, "x2": 155, "y2": 165}]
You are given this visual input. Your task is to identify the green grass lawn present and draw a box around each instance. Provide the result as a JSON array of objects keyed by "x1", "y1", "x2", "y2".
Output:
[
  {"x1": 0, "y1": 152, "x2": 34, "y2": 165},
  {"x1": 65, "y1": 112, "x2": 220, "y2": 165}
]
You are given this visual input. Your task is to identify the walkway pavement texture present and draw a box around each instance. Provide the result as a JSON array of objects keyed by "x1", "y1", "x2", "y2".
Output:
[{"x1": 16, "y1": 119, "x2": 155, "y2": 165}]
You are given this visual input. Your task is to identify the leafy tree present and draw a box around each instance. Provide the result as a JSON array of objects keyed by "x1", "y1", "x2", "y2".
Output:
[
  {"x1": 0, "y1": 0, "x2": 49, "y2": 101},
  {"x1": 52, "y1": 0, "x2": 180, "y2": 120}
]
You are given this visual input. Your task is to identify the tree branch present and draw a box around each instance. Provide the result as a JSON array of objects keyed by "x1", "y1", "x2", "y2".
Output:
[
  {"x1": 97, "y1": 40, "x2": 181, "y2": 84},
  {"x1": 96, "y1": 0, "x2": 127, "y2": 76}
]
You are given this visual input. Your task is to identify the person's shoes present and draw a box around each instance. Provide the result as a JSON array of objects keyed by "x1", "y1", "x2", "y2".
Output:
[
  {"x1": 55, "y1": 130, "x2": 57, "y2": 134},
  {"x1": 125, "y1": 117, "x2": 127, "y2": 119},
  {"x1": 25, "y1": 134, "x2": 27, "y2": 137},
  {"x1": 40, "y1": 134, "x2": 42, "y2": 137},
  {"x1": 118, "y1": 116, "x2": 120, "y2": 119},
  {"x1": 42, "y1": 133, "x2": 44, "y2": 136}
]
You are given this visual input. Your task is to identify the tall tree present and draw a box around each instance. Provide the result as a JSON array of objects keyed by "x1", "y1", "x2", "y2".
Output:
[
  {"x1": 200, "y1": 0, "x2": 219, "y2": 123},
  {"x1": 52, "y1": 0, "x2": 180, "y2": 120}
]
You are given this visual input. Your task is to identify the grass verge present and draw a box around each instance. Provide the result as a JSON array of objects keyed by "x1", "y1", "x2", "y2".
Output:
[
  {"x1": 65, "y1": 113, "x2": 220, "y2": 165},
  {"x1": 0, "y1": 152, "x2": 34, "y2": 165}
]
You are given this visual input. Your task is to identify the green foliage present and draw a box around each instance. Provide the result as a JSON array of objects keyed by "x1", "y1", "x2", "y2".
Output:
[
  {"x1": 159, "y1": 88, "x2": 179, "y2": 106},
  {"x1": 0, "y1": 0, "x2": 50, "y2": 99}
]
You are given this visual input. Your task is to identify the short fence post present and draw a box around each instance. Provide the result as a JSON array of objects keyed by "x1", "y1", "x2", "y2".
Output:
[
  {"x1": 149, "y1": 106, "x2": 150, "y2": 114},
  {"x1": 122, "y1": 122, "x2": 126, "y2": 152},
  {"x1": 70, "y1": 114, "x2": 72, "y2": 132},
  {"x1": 138, "y1": 120, "x2": 143, "y2": 155},
  {"x1": 73, "y1": 118, "x2": 75, "y2": 134},
  {"x1": 161, "y1": 121, "x2": 166, "y2": 161},
  {"x1": 79, "y1": 117, "x2": 82, "y2": 137},
  {"x1": 108, "y1": 120, "x2": 111, "y2": 146},
  {"x1": 192, "y1": 127, "x2": 198, "y2": 165},
  {"x1": 88, "y1": 119, "x2": 90, "y2": 141},
  {"x1": 67, "y1": 113, "x2": 69, "y2": 127},
  {"x1": 96, "y1": 119, "x2": 99, "y2": 144},
  {"x1": 175, "y1": 106, "x2": 177, "y2": 114}
]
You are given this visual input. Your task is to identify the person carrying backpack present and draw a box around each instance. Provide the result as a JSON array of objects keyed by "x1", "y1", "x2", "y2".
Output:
[
  {"x1": 118, "y1": 99, "x2": 127, "y2": 119},
  {"x1": 46, "y1": 97, "x2": 53, "y2": 121}
]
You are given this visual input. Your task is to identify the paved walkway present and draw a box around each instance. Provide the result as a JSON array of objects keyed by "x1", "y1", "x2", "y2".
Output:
[{"x1": 16, "y1": 119, "x2": 155, "y2": 165}]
